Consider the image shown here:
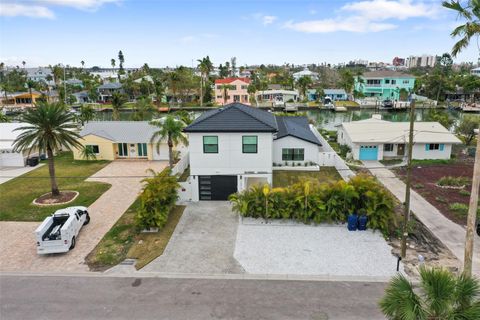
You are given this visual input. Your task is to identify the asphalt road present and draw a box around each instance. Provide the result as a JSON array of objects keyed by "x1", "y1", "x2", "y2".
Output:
[{"x1": 0, "y1": 275, "x2": 388, "y2": 320}]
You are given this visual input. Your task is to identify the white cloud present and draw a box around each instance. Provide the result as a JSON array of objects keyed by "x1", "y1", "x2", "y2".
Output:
[
  {"x1": 262, "y1": 15, "x2": 277, "y2": 25},
  {"x1": 0, "y1": 0, "x2": 120, "y2": 18},
  {"x1": 284, "y1": 17, "x2": 396, "y2": 33},
  {"x1": 0, "y1": 3, "x2": 54, "y2": 19},
  {"x1": 284, "y1": 0, "x2": 438, "y2": 34},
  {"x1": 342, "y1": 0, "x2": 438, "y2": 20}
]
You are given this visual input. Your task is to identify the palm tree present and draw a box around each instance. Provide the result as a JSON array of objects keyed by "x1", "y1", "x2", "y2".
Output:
[
  {"x1": 22, "y1": 61, "x2": 26, "y2": 69},
  {"x1": 13, "y1": 102, "x2": 81, "y2": 196},
  {"x1": 111, "y1": 92, "x2": 127, "y2": 120},
  {"x1": 77, "y1": 104, "x2": 95, "y2": 125},
  {"x1": 132, "y1": 97, "x2": 153, "y2": 121},
  {"x1": 150, "y1": 115, "x2": 188, "y2": 168},
  {"x1": 0, "y1": 109, "x2": 9, "y2": 122},
  {"x1": 380, "y1": 266, "x2": 480, "y2": 320},
  {"x1": 197, "y1": 56, "x2": 214, "y2": 106},
  {"x1": 25, "y1": 79, "x2": 36, "y2": 106},
  {"x1": 111, "y1": 58, "x2": 116, "y2": 71},
  {"x1": 220, "y1": 84, "x2": 234, "y2": 105},
  {"x1": 81, "y1": 60, "x2": 85, "y2": 69},
  {"x1": 296, "y1": 76, "x2": 313, "y2": 100},
  {"x1": 442, "y1": 0, "x2": 480, "y2": 57}
]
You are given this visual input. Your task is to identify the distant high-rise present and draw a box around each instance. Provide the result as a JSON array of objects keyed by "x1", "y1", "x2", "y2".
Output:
[
  {"x1": 405, "y1": 55, "x2": 436, "y2": 68},
  {"x1": 392, "y1": 57, "x2": 405, "y2": 66}
]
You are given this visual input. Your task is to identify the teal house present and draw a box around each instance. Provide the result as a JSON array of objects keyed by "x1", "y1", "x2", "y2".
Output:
[{"x1": 354, "y1": 70, "x2": 415, "y2": 100}]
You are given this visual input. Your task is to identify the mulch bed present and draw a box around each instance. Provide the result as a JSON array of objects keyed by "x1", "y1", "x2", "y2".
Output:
[
  {"x1": 394, "y1": 162, "x2": 474, "y2": 226},
  {"x1": 34, "y1": 191, "x2": 78, "y2": 206}
]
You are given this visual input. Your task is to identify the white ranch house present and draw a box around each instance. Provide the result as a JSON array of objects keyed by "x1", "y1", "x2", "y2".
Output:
[
  {"x1": 183, "y1": 103, "x2": 323, "y2": 201},
  {"x1": 0, "y1": 123, "x2": 40, "y2": 167},
  {"x1": 336, "y1": 115, "x2": 462, "y2": 161}
]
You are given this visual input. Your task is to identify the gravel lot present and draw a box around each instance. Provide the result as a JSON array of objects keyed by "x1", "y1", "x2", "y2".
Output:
[{"x1": 235, "y1": 218, "x2": 401, "y2": 277}]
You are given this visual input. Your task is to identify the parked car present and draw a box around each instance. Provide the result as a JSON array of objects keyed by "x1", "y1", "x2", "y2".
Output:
[
  {"x1": 382, "y1": 99, "x2": 394, "y2": 109},
  {"x1": 35, "y1": 206, "x2": 90, "y2": 254}
]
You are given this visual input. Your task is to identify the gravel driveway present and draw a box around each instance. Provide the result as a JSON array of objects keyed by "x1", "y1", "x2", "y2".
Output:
[
  {"x1": 235, "y1": 219, "x2": 401, "y2": 277},
  {"x1": 141, "y1": 201, "x2": 244, "y2": 274},
  {"x1": 0, "y1": 161, "x2": 167, "y2": 272}
]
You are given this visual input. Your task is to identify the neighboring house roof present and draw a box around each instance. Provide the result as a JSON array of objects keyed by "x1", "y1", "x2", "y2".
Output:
[
  {"x1": 257, "y1": 89, "x2": 299, "y2": 95},
  {"x1": 184, "y1": 103, "x2": 277, "y2": 133},
  {"x1": 339, "y1": 118, "x2": 461, "y2": 144},
  {"x1": 65, "y1": 79, "x2": 83, "y2": 85},
  {"x1": 293, "y1": 68, "x2": 318, "y2": 77},
  {"x1": 0, "y1": 122, "x2": 28, "y2": 150},
  {"x1": 134, "y1": 75, "x2": 154, "y2": 83},
  {"x1": 361, "y1": 71, "x2": 414, "y2": 79},
  {"x1": 98, "y1": 82, "x2": 122, "y2": 90},
  {"x1": 215, "y1": 77, "x2": 250, "y2": 84},
  {"x1": 275, "y1": 116, "x2": 321, "y2": 146},
  {"x1": 267, "y1": 84, "x2": 282, "y2": 90},
  {"x1": 79, "y1": 121, "x2": 159, "y2": 143},
  {"x1": 324, "y1": 89, "x2": 347, "y2": 95}
]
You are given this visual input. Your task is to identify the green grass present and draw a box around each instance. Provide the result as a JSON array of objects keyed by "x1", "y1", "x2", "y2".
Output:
[
  {"x1": 272, "y1": 168, "x2": 341, "y2": 188},
  {"x1": 86, "y1": 200, "x2": 185, "y2": 271},
  {"x1": 411, "y1": 159, "x2": 455, "y2": 166},
  {"x1": 334, "y1": 101, "x2": 359, "y2": 107},
  {"x1": 380, "y1": 159, "x2": 403, "y2": 166},
  {"x1": 0, "y1": 152, "x2": 111, "y2": 221}
]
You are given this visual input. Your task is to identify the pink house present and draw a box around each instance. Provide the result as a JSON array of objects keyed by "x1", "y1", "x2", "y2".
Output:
[{"x1": 214, "y1": 77, "x2": 250, "y2": 105}]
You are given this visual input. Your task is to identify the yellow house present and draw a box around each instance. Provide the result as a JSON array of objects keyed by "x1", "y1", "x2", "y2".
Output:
[
  {"x1": 0, "y1": 91, "x2": 44, "y2": 107},
  {"x1": 73, "y1": 121, "x2": 172, "y2": 161}
]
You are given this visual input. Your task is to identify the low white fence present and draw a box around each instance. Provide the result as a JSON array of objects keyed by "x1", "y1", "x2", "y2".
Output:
[
  {"x1": 272, "y1": 165, "x2": 320, "y2": 171},
  {"x1": 311, "y1": 125, "x2": 355, "y2": 181},
  {"x1": 171, "y1": 152, "x2": 189, "y2": 176}
]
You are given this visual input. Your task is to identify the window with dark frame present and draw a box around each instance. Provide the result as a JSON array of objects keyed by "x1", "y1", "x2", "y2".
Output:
[
  {"x1": 428, "y1": 143, "x2": 440, "y2": 150},
  {"x1": 203, "y1": 136, "x2": 218, "y2": 153},
  {"x1": 384, "y1": 144, "x2": 394, "y2": 152},
  {"x1": 86, "y1": 145, "x2": 100, "y2": 154},
  {"x1": 242, "y1": 136, "x2": 257, "y2": 153},
  {"x1": 282, "y1": 148, "x2": 304, "y2": 161}
]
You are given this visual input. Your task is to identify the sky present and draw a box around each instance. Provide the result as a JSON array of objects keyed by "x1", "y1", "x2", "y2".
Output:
[{"x1": 0, "y1": 0, "x2": 478, "y2": 68}]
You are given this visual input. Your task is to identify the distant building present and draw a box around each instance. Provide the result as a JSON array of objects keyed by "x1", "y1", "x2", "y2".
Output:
[
  {"x1": 307, "y1": 89, "x2": 347, "y2": 102},
  {"x1": 25, "y1": 67, "x2": 54, "y2": 85},
  {"x1": 292, "y1": 67, "x2": 318, "y2": 81},
  {"x1": 64, "y1": 78, "x2": 83, "y2": 87},
  {"x1": 354, "y1": 70, "x2": 415, "y2": 101},
  {"x1": 470, "y1": 67, "x2": 480, "y2": 77},
  {"x1": 405, "y1": 55, "x2": 436, "y2": 68},
  {"x1": 392, "y1": 57, "x2": 405, "y2": 66},
  {"x1": 214, "y1": 77, "x2": 250, "y2": 105},
  {"x1": 256, "y1": 89, "x2": 299, "y2": 104},
  {"x1": 97, "y1": 82, "x2": 124, "y2": 102}
]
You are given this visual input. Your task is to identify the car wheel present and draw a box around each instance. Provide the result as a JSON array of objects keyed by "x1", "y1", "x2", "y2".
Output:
[
  {"x1": 69, "y1": 237, "x2": 76, "y2": 250},
  {"x1": 84, "y1": 214, "x2": 90, "y2": 225}
]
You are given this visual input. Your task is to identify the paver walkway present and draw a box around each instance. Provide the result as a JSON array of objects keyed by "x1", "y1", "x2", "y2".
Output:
[
  {"x1": 0, "y1": 161, "x2": 167, "y2": 272},
  {"x1": 141, "y1": 201, "x2": 244, "y2": 274},
  {"x1": 364, "y1": 161, "x2": 480, "y2": 276}
]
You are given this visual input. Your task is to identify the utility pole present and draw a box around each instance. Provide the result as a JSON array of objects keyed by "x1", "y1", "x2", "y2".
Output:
[
  {"x1": 401, "y1": 98, "x2": 416, "y2": 258},
  {"x1": 464, "y1": 128, "x2": 480, "y2": 276}
]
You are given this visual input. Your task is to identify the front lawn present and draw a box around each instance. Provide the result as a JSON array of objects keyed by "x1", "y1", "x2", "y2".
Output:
[
  {"x1": 273, "y1": 168, "x2": 341, "y2": 188},
  {"x1": 86, "y1": 200, "x2": 186, "y2": 271},
  {"x1": 0, "y1": 152, "x2": 111, "y2": 221}
]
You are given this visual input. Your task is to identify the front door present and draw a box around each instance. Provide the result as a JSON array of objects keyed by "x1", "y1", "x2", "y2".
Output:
[{"x1": 397, "y1": 144, "x2": 405, "y2": 156}]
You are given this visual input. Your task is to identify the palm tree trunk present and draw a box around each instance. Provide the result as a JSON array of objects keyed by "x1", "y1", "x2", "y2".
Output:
[
  {"x1": 46, "y1": 146, "x2": 60, "y2": 196},
  {"x1": 168, "y1": 137, "x2": 174, "y2": 169},
  {"x1": 200, "y1": 76, "x2": 204, "y2": 107}
]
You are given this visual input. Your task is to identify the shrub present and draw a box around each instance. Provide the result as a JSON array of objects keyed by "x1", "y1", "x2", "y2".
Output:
[
  {"x1": 135, "y1": 168, "x2": 179, "y2": 229},
  {"x1": 449, "y1": 202, "x2": 469, "y2": 217},
  {"x1": 437, "y1": 176, "x2": 470, "y2": 187},
  {"x1": 459, "y1": 189, "x2": 470, "y2": 197},
  {"x1": 338, "y1": 144, "x2": 351, "y2": 158},
  {"x1": 230, "y1": 174, "x2": 396, "y2": 235}
]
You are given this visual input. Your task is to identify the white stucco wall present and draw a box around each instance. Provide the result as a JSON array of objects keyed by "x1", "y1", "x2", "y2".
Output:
[
  {"x1": 412, "y1": 143, "x2": 452, "y2": 160},
  {"x1": 188, "y1": 132, "x2": 273, "y2": 176},
  {"x1": 272, "y1": 136, "x2": 320, "y2": 165}
]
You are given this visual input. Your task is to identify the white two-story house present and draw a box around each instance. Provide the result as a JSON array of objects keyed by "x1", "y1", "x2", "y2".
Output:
[{"x1": 183, "y1": 103, "x2": 322, "y2": 201}]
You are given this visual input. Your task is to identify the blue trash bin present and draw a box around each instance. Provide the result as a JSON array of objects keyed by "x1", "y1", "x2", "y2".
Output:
[
  {"x1": 347, "y1": 214, "x2": 358, "y2": 231},
  {"x1": 358, "y1": 215, "x2": 368, "y2": 231}
]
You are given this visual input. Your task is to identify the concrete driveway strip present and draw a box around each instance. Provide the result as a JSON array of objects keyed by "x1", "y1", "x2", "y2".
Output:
[
  {"x1": 364, "y1": 161, "x2": 480, "y2": 276},
  {"x1": 141, "y1": 201, "x2": 244, "y2": 274},
  {"x1": 0, "y1": 161, "x2": 167, "y2": 272},
  {"x1": 0, "y1": 164, "x2": 44, "y2": 185}
]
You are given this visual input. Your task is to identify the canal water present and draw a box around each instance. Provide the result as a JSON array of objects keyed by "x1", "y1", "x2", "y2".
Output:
[{"x1": 94, "y1": 107, "x2": 476, "y2": 131}]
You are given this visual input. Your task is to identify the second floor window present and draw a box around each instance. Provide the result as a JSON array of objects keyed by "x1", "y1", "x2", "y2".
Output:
[
  {"x1": 203, "y1": 136, "x2": 218, "y2": 153},
  {"x1": 242, "y1": 136, "x2": 257, "y2": 153}
]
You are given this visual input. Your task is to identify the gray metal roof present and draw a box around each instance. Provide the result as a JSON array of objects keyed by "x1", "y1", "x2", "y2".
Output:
[
  {"x1": 80, "y1": 121, "x2": 158, "y2": 143},
  {"x1": 275, "y1": 116, "x2": 321, "y2": 146},
  {"x1": 324, "y1": 89, "x2": 347, "y2": 95},
  {"x1": 184, "y1": 103, "x2": 278, "y2": 132},
  {"x1": 98, "y1": 82, "x2": 122, "y2": 89}
]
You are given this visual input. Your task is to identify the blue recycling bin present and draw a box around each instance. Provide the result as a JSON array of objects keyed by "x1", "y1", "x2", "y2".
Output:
[
  {"x1": 358, "y1": 215, "x2": 368, "y2": 231},
  {"x1": 347, "y1": 214, "x2": 358, "y2": 231}
]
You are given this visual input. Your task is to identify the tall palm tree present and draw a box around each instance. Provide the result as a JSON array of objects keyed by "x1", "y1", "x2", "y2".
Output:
[
  {"x1": 25, "y1": 79, "x2": 36, "y2": 106},
  {"x1": 197, "y1": 56, "x2": 213, "y2": 106},
  {"x1": 111, "y1": 92, "x2": 127, "y2": 120},
  {"x1": 77, "y1": 104, "x2": 95, "y2": 125},
  {"x1": 150, "y1": 115, "x2": 188, "y2": 169},
  {"x1": 13, "y1": 102, "x2": 81, "y2": 196},
  {"x1": 111, "y1": 59, "x2": 116, "y2": 71},
  {"x1": 296, "y1": 76, "x2": 313, "y2": 100},
  {"x1": 220, "y1": 83, "x2": 234, "y2": 105},
  {"x1": 81, "y1": 60, "x2": 85, "y2": 69},
  {"x1": 380, "y1": 266, "x2": 480, "y2": 320},
  {"x1": 22, "y1": 61, "x2": 26, "y2": 69},
  {"x1": 442, "y1": 0, "x2": 480, "y2": 57},
  {"x1": 132, "y1": 97, "x2": 153, "y2": 121}
]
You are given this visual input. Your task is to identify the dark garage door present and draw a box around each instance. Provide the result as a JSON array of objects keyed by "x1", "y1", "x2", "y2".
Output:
[{"x1": 199, "y1": 175, "x2": 237, "y2": 200}]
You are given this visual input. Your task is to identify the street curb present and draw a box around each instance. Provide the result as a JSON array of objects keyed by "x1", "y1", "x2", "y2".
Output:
[{"x1": 0, "y1": 271, "x2": 393, "y2": 283}]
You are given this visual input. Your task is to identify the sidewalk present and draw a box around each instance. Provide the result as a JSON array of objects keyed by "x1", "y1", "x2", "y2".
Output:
[{"x1": 363, "y1": 161, "x2": 480, "y2": 276}]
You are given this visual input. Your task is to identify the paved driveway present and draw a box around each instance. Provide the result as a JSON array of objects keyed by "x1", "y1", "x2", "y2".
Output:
[
  {"x1": 0, "y1": 165, "x2": 44, "y2": 185},
  {"x1": 141, "y1": 201, "x2": 244, "y2": 274},
  {"x1": 0, "y1": 160, "x2": 167, "y2": 272}
]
